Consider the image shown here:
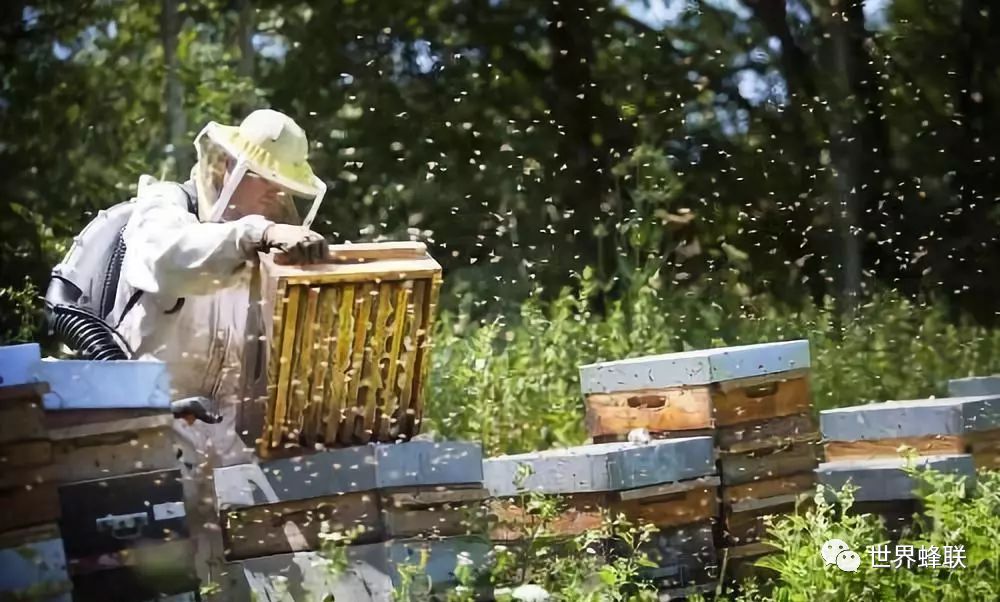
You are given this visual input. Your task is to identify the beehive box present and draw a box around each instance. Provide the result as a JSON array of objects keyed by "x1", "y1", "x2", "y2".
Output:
[
  {"x1": 579, "y1": 340, "x2": 811, "y2": 438},
  {"x1": 948, "y1": 375, "x2": 1000, "y2": 397},
  {"x1": 820, "y1": 395, "x2": 1000, "y2": 469},
  {"x1": 484, "y1": 439, "x2": 720, "y2": 596},
  {"x1": 579, "y1": 341, "x2": 818, "y2": 553},
  {"x1": 254, "y1": 242, "x2": 443, "y2": 454},
  {"x1": 213, "y1": 441, "x2": 485, "y2": 560},
  {"x1": 483, "y1": 438, "x2": 717, "y2": 543},
  {"x1": 816, "y1": 454, "x2": 976, "y2": 503}
]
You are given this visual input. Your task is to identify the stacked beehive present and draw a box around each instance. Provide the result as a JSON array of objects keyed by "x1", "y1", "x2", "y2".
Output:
[
  {"x1": 818, "y1": 395, "x2": 997, "y2": 533},
  {"x1": 32, "y1": 359, "x2": 199, "y2": 602},
  {"x1": 484, "y1": 437, "x2": 718, "y2": 596},
  {"x1": 579, "y1": 340, "x2": 820, "y2": 576},
  {"x1": 0, "y1": 343, "x2": 72, "y2": 602},
  {"x1": 213, "y1": 441, "x2": 490, "y2": 600}
]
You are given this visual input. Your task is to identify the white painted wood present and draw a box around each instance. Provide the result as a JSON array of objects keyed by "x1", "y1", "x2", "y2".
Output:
[
  {"x1": 948, "y1": 376, "x2": 1000, "y2": 397},
  {"x1": 484, "y1": 437, "x2": 715, "y2": 497},
  {"x1": 0, "y1": 343, "x2": 41, "y2": 387},
  {"x1": 820, "y1": 395, "x2": 1000, "y2": 440},
  {"x1": 33, "y1": 359, "x2": 171, "y2": 409},
  {"x1": 816, "y1": 454, "x2": 975, "y2": 502},
  {"x1": 214, "y1": 441, "x2": 483, "y2": 510},
  {"x1": 579, "y1": 340, "x2": 810, "y2": 394}
]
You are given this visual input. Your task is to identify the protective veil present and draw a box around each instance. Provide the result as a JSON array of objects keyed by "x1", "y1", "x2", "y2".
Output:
[{"x1": 111, "y1": 109, "x2": 325, "y2": 583}]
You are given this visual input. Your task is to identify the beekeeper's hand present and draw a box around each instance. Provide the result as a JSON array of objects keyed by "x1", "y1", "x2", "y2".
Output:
[{"x1": 262, "y1": 224, "x2": 329, "y2": 264}]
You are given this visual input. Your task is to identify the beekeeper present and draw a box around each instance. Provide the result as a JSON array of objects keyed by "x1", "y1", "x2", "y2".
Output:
[{"x1": 114, "y1": 109, "x2": 329, "y2": 582}]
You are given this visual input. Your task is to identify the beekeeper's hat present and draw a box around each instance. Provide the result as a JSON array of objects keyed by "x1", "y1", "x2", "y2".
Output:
[{"x1": 193, "y1": 109, "x2": 325, "y2": 227}]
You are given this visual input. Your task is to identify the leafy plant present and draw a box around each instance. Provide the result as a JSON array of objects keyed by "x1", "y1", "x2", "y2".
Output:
[
  {"x1": 428, "y1": 273, "x2": 1000, "y2": 455},
  {"x1": 701, "y1": 467, "x2": 1000, "y2": 601}
]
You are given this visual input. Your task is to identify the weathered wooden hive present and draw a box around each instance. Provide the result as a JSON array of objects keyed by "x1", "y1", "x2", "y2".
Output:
[{"x1": 255, "y1": 242, "x2": 443, "y2": 455}]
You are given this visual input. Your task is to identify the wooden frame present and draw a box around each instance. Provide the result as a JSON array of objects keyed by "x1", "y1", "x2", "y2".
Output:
[{"x1": 256, "y1": 243, "x2": 443, "y2": 454}]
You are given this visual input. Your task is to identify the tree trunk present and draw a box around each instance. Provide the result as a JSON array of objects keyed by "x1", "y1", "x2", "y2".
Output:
[
  {"x1": 162, "y1": 0, "x2": 188, "y2": 176},
  {"x1": 743, "y1": 0, "x2": 829, "y2": 303},
  {"x1": 827, "y1": 4, "x2": 862, "y2": 313},
  {"x1": 234, "y1": 0, "x2": 255, "y2": 115},
  {"x1": 546, "y1": 0, "x2": 617, "y2": 282},
  {"x1": 237, "y1": 0, "x2": 254, "y2": 78},
  {"x1": 946, "y1": 0, "x2": 1000, "y2": 323},
  {"x1": 819, "y1": 0, "x2": 883, "y2": 314}
]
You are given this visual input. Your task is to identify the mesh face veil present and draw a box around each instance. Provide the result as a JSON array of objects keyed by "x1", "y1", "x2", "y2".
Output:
[{"x1": 192, "y1": 110, "x2": 326, "y2": 228}]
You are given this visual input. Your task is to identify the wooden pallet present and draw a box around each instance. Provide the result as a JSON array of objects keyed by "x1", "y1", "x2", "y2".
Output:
[{"x1": 255, "y1": 243, "x2": 443, "y2": 455}]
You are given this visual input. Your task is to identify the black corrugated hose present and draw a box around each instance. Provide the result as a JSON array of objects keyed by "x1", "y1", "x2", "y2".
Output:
[
  {"x1": 47, "y1": 303, "x2": 129, "y2": 361},
  {"x1": 45, "y1": 276, "x2": 129, "y2": 361}
]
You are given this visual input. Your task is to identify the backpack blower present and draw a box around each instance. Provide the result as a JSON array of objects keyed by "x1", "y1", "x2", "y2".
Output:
[{"x1": 44, "y1": 177, "x2": 220, "y2": 423}]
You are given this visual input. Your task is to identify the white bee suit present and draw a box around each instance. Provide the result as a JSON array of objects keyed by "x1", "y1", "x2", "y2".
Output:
[
  {"x1": 107, "y1": 109, "x2": 328, "y2": 587},
  {"x1": 113, "y1": 179, "x2": 273, "y2": 583}
]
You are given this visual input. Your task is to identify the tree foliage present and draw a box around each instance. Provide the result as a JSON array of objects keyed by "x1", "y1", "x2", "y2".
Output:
[{"x1": 2, "y1": 0, "x2": 999, "y2": 342}]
